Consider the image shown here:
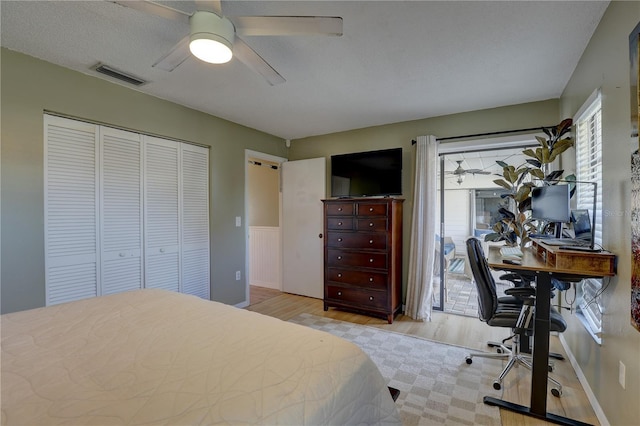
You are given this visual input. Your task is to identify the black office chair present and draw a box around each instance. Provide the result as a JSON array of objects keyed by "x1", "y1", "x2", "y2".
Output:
[{"x1": 464, "y1": 237, "x2": 566, "y2": 396}]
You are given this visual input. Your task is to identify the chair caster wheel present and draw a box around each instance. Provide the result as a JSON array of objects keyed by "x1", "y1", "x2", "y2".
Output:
[
  {"x1": 465, "y1": 357, "x2": 473, "y2": 364},
  {"x1": 551, "y1": 388, "x2": 562, "y2": 397},
  {"x1": 493, "y1": 381, "x2": 502, "y2": 391},
  {"x1": 548, "y1": 365, "x2": 554, "y2": 372},
  {"x1": 496, "y1": 348, "x2": 504, "y2": 354}
]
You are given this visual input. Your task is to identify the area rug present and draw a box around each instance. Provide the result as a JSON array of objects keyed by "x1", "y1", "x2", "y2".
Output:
[{"x1": 289, "y1": 313, "x2": 503, "y2": 425}]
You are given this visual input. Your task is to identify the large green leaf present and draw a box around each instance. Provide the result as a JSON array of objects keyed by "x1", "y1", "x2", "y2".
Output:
[
  {"x1": 518, "y1": 197, "x2": 532, "y2": 213},
  {"x1": 557, "y1": 118, "x2": 573, "y2": 138},
  {"x1": 536, "y1": 135, "x2": 549, "y2": 149},
  {"x1": 484, "y1": 232, "x2": 502, "y2": 242},
  {"x1": 496, "y1": 160, "x2": 509, "y2": 168},
  {"x1": 541, "y1": 146, "x2": 551, "y2": 163},
  {"x1": 545, "y1": 169, "x2": 564, "y2": 182},
  {"x1": 493, "y1": 179, "x2": 512, "y2": 190},
  {"x1": 515, "y1": 185, "x2": 531, "y2": 203},
  {"x1": 526, "y1": 158, "x2": 541, "y2": 168},
  {"x1": 530, "y1": 168, "x2": 545, "y2": 179},
  {"x1": 498, "y1": 207, "x2": 515, "y2": 220},
  {"x1": 522, "y1": 148, "x2": 538, "y2": 159},
  {"x1": 548, "y1": 138, "x2": 574, "y2": 162}
]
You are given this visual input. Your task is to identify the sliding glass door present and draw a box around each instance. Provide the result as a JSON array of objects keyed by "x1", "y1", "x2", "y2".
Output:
[{"x1": 433, "y1": 145, "x2": 534, "y2": 314}]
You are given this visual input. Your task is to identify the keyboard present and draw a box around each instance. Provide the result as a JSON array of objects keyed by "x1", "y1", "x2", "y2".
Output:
[{"x1": 500, "y1": 246, "x2": 523, "y2": 258}]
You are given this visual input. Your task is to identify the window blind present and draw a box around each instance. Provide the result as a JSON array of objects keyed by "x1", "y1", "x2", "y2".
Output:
[
  {"x1": 575, "y1": 101, "x2": 603, "y2": 245},
  {"x1": 574, "y1": 91, "x2": 603, "y2": 342}
]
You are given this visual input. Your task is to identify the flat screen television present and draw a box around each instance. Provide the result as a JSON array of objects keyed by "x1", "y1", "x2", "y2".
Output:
[{"x1": 330, "y1": 148, "x2": 402, "y2": 197}]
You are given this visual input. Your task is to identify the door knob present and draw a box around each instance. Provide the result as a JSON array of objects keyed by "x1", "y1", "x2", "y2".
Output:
[{"x1": 319, "y1": 233, "x2": 323, "y2": 238}]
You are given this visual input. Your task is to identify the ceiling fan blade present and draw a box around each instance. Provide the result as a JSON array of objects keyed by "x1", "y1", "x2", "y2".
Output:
[
  {"x1": 233, "y1": 37, "x2": 285, "y2": 86},
  {"x1": 234, "y1": 16, "x2": 343, "y2": 37},
  {"x1": 466, "y1": 169, "x2": 491, "y2": 175},
  {"x1": 194, "y1": 0, "x2": 222, "y2": 15},
  {"x1": 152, "y1": 36, "x2": 190, "y2": 71},
  {"x1": 112, "y1": 1, "x2": 189, "y2": 24}
]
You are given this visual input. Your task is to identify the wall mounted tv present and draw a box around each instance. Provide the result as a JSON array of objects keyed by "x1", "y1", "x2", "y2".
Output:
[{"x1": 330, "y1": 148, "x2": 402, "y2": 197}]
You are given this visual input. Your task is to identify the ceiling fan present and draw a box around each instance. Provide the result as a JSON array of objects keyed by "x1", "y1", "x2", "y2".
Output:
[
  {"x1": 112, "y1": 0, "x2": 343, "y2": 85},
  {"x1": 448, "y1": 160, "x2": 491, "y2": 184}
]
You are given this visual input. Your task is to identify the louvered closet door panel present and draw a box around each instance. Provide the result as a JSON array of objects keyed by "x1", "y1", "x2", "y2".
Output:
[
  {"x1": 181, "y1": 145, "x2": 210, "y2": 299},
  {"x1": 101, "y1": 127, "x2": 143, "y2": 295},
  {"x1": 44, "y1": 115, "x2": 99, "y2": 305},
  {"x1": 144, "y1": 136, "x2": 180, "y2": 292}
]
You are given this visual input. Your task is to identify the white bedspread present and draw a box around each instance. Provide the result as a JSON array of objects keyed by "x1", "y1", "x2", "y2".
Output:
[{"x1": 1, "y1": 289, "x2": 401, "y2": 425}]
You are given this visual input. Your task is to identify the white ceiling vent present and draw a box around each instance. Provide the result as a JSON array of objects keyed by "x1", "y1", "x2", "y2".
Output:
[{"x1": 92, "y1": 63, "x2": 147, "y2": 86}]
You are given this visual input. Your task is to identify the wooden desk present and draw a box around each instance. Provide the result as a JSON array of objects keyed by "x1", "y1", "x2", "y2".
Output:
[{"x1": 487, "y1": 243, "x2": 615, "y2": 426}]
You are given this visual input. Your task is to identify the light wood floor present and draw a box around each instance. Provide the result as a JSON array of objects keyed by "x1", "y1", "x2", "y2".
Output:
[{"x1": 247, "y1": 286, "x2": 599, "y2": 426}]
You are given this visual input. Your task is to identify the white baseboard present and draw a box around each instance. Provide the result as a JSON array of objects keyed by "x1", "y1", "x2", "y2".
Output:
[{"x1": 558, "y1": 334, "x2": 609, "y2": 426}]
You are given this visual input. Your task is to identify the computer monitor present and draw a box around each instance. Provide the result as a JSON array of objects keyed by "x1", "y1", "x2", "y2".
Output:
[{"x1": 531, "y1": 185, "x2": 571, "y2": 236}]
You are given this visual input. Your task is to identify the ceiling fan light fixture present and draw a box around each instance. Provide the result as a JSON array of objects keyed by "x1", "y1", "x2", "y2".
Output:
[{"x1": 189, "y1": 11, "x2": 234, "y2": 64}]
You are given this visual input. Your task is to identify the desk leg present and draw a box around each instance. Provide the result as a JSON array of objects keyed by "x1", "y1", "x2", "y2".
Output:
[{"x1": 531, "y1": 271, "x2": 552, "y2": 415}]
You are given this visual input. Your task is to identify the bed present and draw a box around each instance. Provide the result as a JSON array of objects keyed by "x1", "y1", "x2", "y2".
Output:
[{"x1": 1, "y1": 289, "x2": 401, "y2": 425}]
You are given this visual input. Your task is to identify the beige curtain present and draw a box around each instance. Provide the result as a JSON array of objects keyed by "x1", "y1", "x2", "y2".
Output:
[{"x1": 405, "y1": 135, "x2": 438, "y2": 321}]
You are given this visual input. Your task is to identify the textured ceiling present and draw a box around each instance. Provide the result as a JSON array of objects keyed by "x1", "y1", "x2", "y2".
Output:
[{"x1": 1, "y1": 1, "x2": 609, "y2": 139}]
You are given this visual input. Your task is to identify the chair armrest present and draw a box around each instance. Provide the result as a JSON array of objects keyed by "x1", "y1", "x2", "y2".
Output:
[{"x1": 505, "y1": 287, "x2": 536, "y2": 303}]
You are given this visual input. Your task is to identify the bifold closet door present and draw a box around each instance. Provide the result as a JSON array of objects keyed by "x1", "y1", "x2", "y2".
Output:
[
  {"x1": 181, "y1": 144, "x2": 210, "y2": 299},
  {"x1": 44, "y1": 115, "x2": 100, "y2": 305},
  {"x1": 100, "y1": 127, "x2": 143, "y2": 295},
  {"x1": 144, "y1": 136, "x2": 181, "y2": 292}
]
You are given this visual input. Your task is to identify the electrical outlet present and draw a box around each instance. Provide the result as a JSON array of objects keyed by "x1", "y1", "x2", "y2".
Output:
[
  {"x1": 619, "y1": 361, "x2": 626, "y2": 389},
  {"x1": 235, "y1": 216, "x2": 241, "y2": 227},
  {"x1": 235, "y1": 271, "x2": 241, "y2": 281}
]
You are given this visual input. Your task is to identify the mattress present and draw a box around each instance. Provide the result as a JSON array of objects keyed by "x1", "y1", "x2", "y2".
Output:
[{"x1": 1, "y1": 289, "x2": 400, "y2": 425}]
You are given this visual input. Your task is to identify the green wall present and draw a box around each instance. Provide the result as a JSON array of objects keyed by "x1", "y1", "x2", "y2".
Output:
[
  {"x1": 559, "y1": 2, "x2": 640, "y2": 425},
  {"x1": 289, "y1": 99, "x2": 560, "y2": 298},
  {"x1": 0, "y1": 48, "x2": 286, "y2": 313}
]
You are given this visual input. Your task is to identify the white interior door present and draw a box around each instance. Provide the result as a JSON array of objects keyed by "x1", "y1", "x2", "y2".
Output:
[
  {"x1": 44, "y1": 115, "x2": 99, "y2": 305},
  {"x1": 144, "y1": 136, "x2": 181, "y2": 292},
  {"x1": 282, "y1": 157, "x2": 326, "y2": 298},
  {"x1": 181, "y1": 144, "x2": 210, "y2": 299},
  {"x1": 100, "y1": 127, "x2": 143, "y2": 295}
]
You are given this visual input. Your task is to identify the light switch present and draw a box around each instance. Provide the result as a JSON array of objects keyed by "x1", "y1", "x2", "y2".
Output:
[{"x1": 235, "y1": 216, "x2": 241, "y2": 227}]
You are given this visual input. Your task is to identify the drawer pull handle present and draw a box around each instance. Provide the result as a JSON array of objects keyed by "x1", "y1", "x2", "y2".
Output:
[
  {"x1": 369, "y1": 239, "x2": 373, "y2": 244},
  {"x1": 369, "y1": 296, "x2": 374, "y2": 301},
  {"x1": 369, "y1": 208, "x2": 374, "y2": 212},
  {"x1": 119, "y1": 252, "x2": 126, "y2": 257},
  {"x1": 369, "y1": 222, "x2": 374, "y2": 227},
  {"x1": 369, "y1": 277, "x2": 374, "y2": 282},
  {"x1": 160, "y1": 248, "x2": 165, "y2": 253},
  {"x1": 338, "y1": 238, "x2": 343, "y2": 242},
  {"x1": 337, "y1": 256, "x2": 342, "y2": 260},
  {"x1": 337, "y1": 273, "x2": 342, "y2": 278},
  {"x1": 338, "y1": 207, "x2": 343, "y2": 211},
  {"x1": 369, "y1": 258, "x2": 374, "y2": 263},
  {"x1": 337, "y1": 291, "x2": 342, "y2": 296},
  {"x1": 338, "y1": 221, "x2": 343, "y2": 226}
]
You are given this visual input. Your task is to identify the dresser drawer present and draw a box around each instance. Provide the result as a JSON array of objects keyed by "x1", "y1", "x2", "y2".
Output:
[
  {"x1": 326, "y1": 202, "x2": 354, "y2": 216},
  {"x1": 326, "y1": 268, "x2": 388, "y2": 291},
  {"x1": 326, "y1": 232, "x2": 387, "y2": 250},
  {"x1": 326, "y1": 217, "x2": 354, "y2": 230},
  {"x1": 356, "y1": 218, "x2": 388, "y2": 231},
  {"x1": 326, "y1": 285, "x2": 387, "y2": 309},
  {"x1": 327, "y1": 249, "x2": 387, "y2": 269},
  {"x1": 357, "y1": 203, "x2": 388, "y2": 216}
]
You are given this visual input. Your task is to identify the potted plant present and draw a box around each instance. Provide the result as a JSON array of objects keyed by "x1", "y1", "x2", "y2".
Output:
[{"x1": 485, "y1": 118, "x2": 575, "y2": 249}]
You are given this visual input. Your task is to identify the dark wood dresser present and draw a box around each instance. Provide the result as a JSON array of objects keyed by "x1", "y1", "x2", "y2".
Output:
[{"x1": 322, "y1": 198, "x2": 403, "y2": 323}]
